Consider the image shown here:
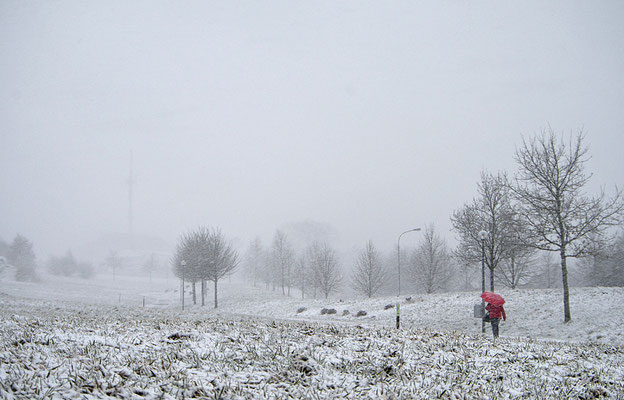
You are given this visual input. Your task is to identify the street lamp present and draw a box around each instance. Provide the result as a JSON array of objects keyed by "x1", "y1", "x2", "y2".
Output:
[
  {"x1": 181, "y1": 260, "x2": 186, "y2": 311},
  {"x1": 478, "y1": 230, "x2": 488, "y2": 333},
  {"x1": 397, "y1": 228, "x2": 421, "y2": 296}
]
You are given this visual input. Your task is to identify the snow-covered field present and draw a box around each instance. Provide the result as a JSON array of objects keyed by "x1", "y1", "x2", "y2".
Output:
[{"x1": 1, "y1": 273, "x2": 624, "y2": 398}]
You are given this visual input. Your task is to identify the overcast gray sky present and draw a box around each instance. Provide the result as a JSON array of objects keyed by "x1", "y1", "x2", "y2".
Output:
[{"x1": 2, "y1": 1, "x2": 623, "y2": 259}]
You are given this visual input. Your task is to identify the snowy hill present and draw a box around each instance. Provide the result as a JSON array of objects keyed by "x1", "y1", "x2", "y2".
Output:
[{"x1": 2, "y1": 272, "x2": 623, "y2": 347}]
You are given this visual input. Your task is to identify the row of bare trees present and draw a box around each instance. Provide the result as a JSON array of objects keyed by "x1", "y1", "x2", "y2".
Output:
[
  {"x1": 243, "y1": 231, "x2": 342, "y2": 299},
  {"x1": 452, "y1": 128, "x2": 623, "y2": 322},
  {"x1": 240, "y1": 224, "x2": 454, "y2": 300},
  {"x1": 172, "y1": 128, "x2": 622, "y2": 321}
]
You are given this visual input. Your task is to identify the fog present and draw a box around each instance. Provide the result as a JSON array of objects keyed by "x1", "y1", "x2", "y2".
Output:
[{"x1": 2, "y1": 1, "x2": 623, "y2": 261}]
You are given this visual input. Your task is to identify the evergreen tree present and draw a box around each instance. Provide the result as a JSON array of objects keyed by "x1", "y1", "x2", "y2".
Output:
[
  {"x1": 0, "y1": 238, "x2": 9, "y2": 257},
  {"x1": 7, "y1": 234, "x2": 37, "y2": 281}
]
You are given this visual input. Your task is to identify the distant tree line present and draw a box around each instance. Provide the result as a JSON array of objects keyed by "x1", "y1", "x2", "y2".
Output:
[
  {"x1": 232, "y1": 127, "x2": 623, "y2": 324},
  {"x1": 47, "y1": 250, "x2": 95, "y2": 279},
  {"x1": 4, "y1": 127, "x2": 622, "y2": 325},
  {"x1": 0, "y1": 234, "x2": 99, "y2": 282}
]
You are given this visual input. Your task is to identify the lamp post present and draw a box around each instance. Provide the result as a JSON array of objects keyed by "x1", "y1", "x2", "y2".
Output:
[
  {"x1": 397, "y1": 228, "x2": 421, "y2": 296},
  {"x1": 479, "y1": 230, "x2": 488, "y2": 333},
  {"x1": 181, "y1": 260, "x2": 186, "y2": 311}
]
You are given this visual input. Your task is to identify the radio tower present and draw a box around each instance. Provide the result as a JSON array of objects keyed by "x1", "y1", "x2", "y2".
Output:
[{"x1": 127, "y1": 151, "x2": 137, "y2": 240}]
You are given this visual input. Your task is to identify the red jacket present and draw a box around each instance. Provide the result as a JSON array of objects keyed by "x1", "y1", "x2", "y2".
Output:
[{"x1": 486, "y1": 303, "x2": 506, "y2": 320}]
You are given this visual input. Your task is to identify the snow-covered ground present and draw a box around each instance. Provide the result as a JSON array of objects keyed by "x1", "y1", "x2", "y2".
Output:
[
  {"x1": 4, "y1": 270, "x2": 620, "y2": 346},
  {"x1": 1, "y1": 272, "x2": 623, "y2": 398}
]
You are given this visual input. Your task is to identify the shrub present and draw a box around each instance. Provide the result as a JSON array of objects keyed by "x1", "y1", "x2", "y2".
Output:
[
  {"x1": 356, "y1": 310, "x2": 367, "y2": 317},
  {"x1": 48, "y1": 251, "x2": 95, "y2": 278},
  {"x1": 77, "y1": 262, "x2": 95, "y2": 279}
]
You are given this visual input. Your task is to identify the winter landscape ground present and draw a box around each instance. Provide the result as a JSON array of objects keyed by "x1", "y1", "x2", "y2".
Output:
[{"x1": 1, "y1": 272, "x2": 623, "y2": 399}]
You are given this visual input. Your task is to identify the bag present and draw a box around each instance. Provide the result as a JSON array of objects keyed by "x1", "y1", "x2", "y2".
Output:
[{"x1": 483, "y1": 312, "x2": 491, "y2": 323}]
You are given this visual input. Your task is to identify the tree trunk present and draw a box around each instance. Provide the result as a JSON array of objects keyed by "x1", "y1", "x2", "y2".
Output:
[
  {"x1": 214, "y1": 279, "x2": 218, "y2": 309},
  {"x1": 489, "y1": 267, "x2": 495, "y2": 292},
  {"x1": 560, "y1": 248, "x2": 571, "y2": 322},
  {"x1": 510, "y1": 255, "x2": 517, "y2": 289},
  {"x1": 192, "y1": 282, "x2": 197, "y2": 305},
  {"x1": 201, "y1": 280, "x2": 205, "y2": 306}
]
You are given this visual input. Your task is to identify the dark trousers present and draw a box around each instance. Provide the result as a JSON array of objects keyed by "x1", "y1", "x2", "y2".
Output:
[{"x1": 490, "y1": 318, "x2": 500, "y2": 338}]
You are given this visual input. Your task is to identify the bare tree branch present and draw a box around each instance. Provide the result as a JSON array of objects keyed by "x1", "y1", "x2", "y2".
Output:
[{"x1": 512, "y1": 127, "x2": 624, "y2": 322}]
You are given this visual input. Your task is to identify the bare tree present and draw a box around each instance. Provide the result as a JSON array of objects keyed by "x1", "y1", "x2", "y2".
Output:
[
  {"x1": 243, "y1": 237, "x2": 265, "y2": 287},
  {"x1": 105, "y1": 250, "x2": 122, "y2": 281},
  {"x1": 606, "y1": 232, "x2": 624, "y2": 287},
  {"x1": 352, "y1": 240, "x2": 387, "y2": 298},
  {"x1": 295, "y1": 254, "x2": 308, "y2": 299},
  {"x1": 308, "y1": 242, "x2": 342, "y2": 299},
  {"x1": 496, "y1": 247, "x2": 534, "y2": 289},
  {"x1": 173, "y1": 227, "x2": 238, "y2": 308},
  {"x1": 142, "y1": 253, "x2": 158, "y2": 283},
  {"x1": 451, "y1": 171, "x2": 520, "y2": 291},
  {"x1": 512, "y1": 128, "x2": 624, "y2": 322},
  {"x1": 453, "y1": 257, "x2": 477, "y2": 291},
  {"x1": 409, "y1": 224, "x2": 453, "y2": 294},
  {"x1": 529, "y1": 252, "x2": 561, "y2": 289},
  {"x1": 172, "y1": 232, "x2": 203, "y2": 305},
  {"x1": 578, "y1": 230, "x2": 624, "y2": 287},
  {"x1": 271, "y1": 230, "x2": 295, "y2": 296}
]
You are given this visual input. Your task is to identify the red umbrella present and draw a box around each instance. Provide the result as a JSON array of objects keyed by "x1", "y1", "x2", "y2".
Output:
[{"x1": 481, "y1": 291, "x2": 505, "y2": 306}]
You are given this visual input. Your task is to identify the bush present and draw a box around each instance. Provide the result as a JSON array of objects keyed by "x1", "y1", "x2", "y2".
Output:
[
  {"x1": 384, "y1": 304, "x2": 394, "y2": 310},
  {"x1": 47, "y1": 252, "x2": 77, "y2": 277},
  {"x1": 48, "y1": 252, "x2": 95, "y2": 279},
  {"x1": 296, "y1": 307, "x2": 307, "y2": 314},
  {"x1": 326, "y1": 309, "x2": 337, "y2": 315},
  {"x1": 77, "y1": 262, "x2": 95, "y2": 279},
  {"x1": 356, "y1": 311, "x2": 367, "y2": 317}
]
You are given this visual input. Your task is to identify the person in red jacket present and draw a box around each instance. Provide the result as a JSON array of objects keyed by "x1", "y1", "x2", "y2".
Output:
[{"x1": 485, "y1": 302, "x2": 506, "y2": 338}]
